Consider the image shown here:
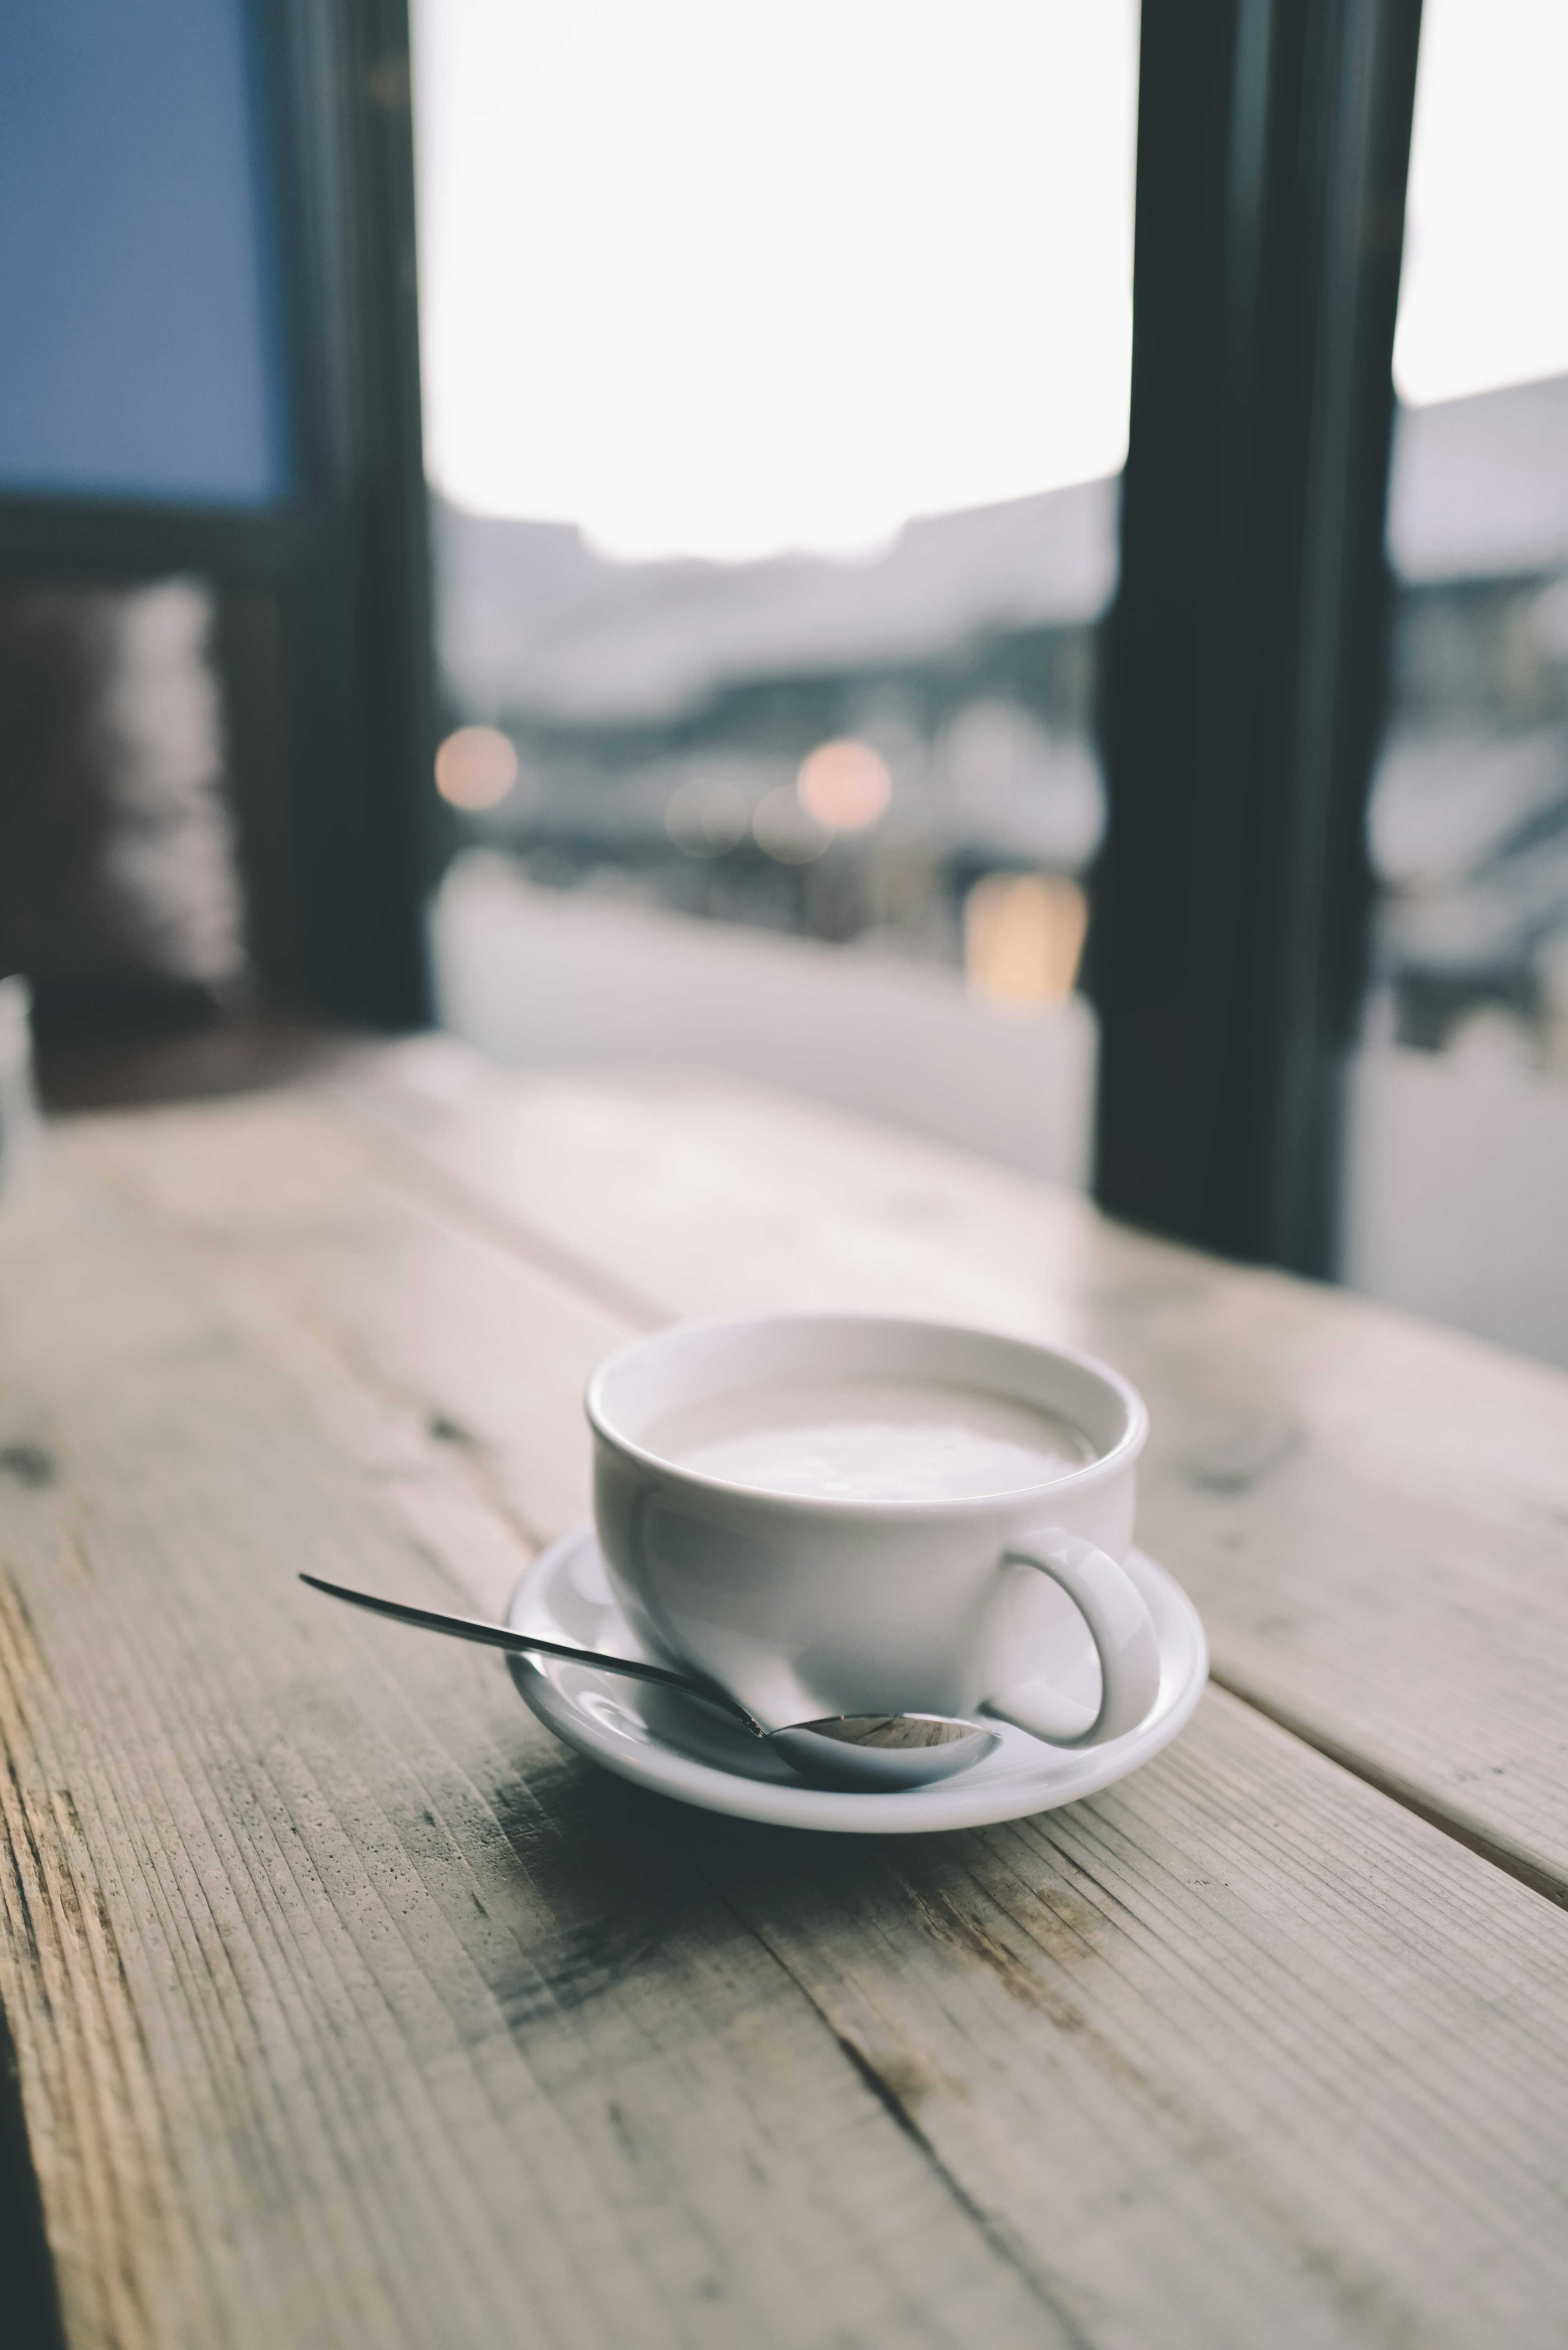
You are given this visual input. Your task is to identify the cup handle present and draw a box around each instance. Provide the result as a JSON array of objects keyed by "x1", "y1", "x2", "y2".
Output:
[{"x1": 982, "y1": 1532, "x2": 1164, "y2": 1747}]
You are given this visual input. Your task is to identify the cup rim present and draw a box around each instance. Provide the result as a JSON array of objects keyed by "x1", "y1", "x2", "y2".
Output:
[{"x1": 585, "y1": 1310, "x2": 1147, "y2": 1516}]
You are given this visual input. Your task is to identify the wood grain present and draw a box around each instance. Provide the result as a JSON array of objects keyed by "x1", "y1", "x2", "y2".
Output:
[
  {"x1": 320, "y1": 1043, "x2": 1568, "y2": 1901},
  {"x1": 0, "y1": 1155, "x2": 1059, "y2": 2349},
  {"x1": 3, "y1": 1067, "x2": 1558, "y2": 2344}
]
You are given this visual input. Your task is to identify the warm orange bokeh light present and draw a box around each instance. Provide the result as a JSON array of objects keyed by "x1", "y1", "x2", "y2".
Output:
[
  {"x1": 964, "y1": 873, "x2": 1088, "y2": 1009},
  {"x1": 434, "y1": 725, "x2": 519, "y2": 809},
  {"x1": 796, "y1": 739, "x2": 892, "y2": 832}
]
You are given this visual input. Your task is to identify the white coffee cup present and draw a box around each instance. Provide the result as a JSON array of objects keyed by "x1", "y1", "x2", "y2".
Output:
[{"x1": 587, "y1": 1313, "x2": 1163, "y2": 1746}]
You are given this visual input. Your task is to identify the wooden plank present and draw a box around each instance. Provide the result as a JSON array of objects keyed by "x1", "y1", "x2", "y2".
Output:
[
  {"x1": 711, "y1": 1690, "x2": 1568, "y2": 2350},
  {"x1": 25, "y1": 1075, "x2": 1568, "y2": 2347},
  {"x1": 0, "y1": 1150, "x2": 1061, "y2": 2350},
  {"x1": 323, "y1": 1043, "x2": 1568, "y2": 1902},
  {"x1": 65, "y1": 1085, "x2": 624, "y2": 1581}
]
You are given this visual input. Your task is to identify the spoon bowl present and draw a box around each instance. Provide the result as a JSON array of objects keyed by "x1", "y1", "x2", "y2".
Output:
[{"x1": 767, "y1": 1713, "x2": 1000, "y2": 1789}]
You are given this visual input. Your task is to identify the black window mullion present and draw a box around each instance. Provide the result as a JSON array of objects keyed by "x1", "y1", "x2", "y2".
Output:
[{"x1": 1092, "y1": 0, "x2": 1423, "y2": 1273}]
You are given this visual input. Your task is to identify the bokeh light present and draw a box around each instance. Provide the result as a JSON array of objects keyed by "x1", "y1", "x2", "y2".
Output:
[
  {"x1": 796, "y1": 740, "x2": 892, "y2": 832},
  {"x1": 434, "y1": 725, "x2": 519, "y2": 808},
  {"x1": 753, "y1": 785, "x2": 831, "y2": 864},
  {"x1": 665, "y1": 778, "x2": 750, "y2": 856},
  {"x1": 964, "y1": 872, "x2": 1088, "y2": 1008}
]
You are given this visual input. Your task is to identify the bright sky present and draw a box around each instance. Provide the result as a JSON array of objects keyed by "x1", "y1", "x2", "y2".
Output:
[
  {"x1": 411, "y1": 0, "x2": 1568, "y2": 561},
  {"x1": 410, "y1": 0, "x2": 1137, "y2": 560},
  {"x1": 1393, "y1": 0, "x2": 1568, "y2": 406}
]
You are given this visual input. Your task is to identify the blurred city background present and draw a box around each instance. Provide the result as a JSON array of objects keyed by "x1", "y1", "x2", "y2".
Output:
[
  {"x1": 417, "y1": 0, "x2": 1568, "y2": 1361},
  {"x1": 1, "y1": 0, "x2": 1565, "y2": 1363}
]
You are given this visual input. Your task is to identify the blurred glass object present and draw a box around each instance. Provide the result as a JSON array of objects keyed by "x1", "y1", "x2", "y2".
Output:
[
  {"x1": 0, "y1": 978, "x2": 42, "y2": 1200},
  {"x1": 412, "y1": 0, "x2": 1134, "y2": 1180},
  {"x1": 1342, "y1": 0, "x2": 1568, "y2": 1366},
  {"x1": 0, "y1": 0, "x2": 290, "y2": 503},
  {"x1": 0, "y1": 581, "x2": 247, "y2": 1052}
]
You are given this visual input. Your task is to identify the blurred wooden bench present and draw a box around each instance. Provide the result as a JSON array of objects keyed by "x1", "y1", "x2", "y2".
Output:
[{"x1": 2, "y1": 1037, "x2": 1566, "y2": 2348}]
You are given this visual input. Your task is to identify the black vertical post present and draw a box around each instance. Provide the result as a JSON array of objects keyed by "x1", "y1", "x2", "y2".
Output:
[
  {"x1": 258, "y1": 0, "x2": 438, "y2": 1028},
  {"x1": 1091, "y1": 0, "x2": 1423, "y2": 1272}
]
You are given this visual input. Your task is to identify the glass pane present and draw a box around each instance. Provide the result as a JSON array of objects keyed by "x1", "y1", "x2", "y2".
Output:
[
  {"x1": 1342, "y1": 0, "x2": 1568, "y2": 1363},
  {"x1": 412, "y1": 0, "x2": 1138, "y2": 1185},
  {"x1": 0, "y1": 0, "x2": 289, "y2": 505}
]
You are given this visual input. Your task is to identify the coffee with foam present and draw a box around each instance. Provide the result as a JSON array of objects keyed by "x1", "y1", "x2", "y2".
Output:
[{"x1": 646, "y1": 1377, "x2": 1093, "y2": 1504}]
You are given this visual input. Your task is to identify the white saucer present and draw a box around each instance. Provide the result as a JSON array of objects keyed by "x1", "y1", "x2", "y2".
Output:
[{"x1": 506, "y1": 1526, "x2": 1208, "y2": 1833}]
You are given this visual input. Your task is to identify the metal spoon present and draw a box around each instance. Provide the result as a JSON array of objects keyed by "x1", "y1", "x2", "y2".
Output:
[{"x1": 299, "y1": 1573, "x2": 1000, "y2": 1790}]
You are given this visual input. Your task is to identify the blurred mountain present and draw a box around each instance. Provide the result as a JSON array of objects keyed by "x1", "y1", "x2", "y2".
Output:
[
  {"x1": 1389, "y1": 375, "x2": 1568, "y2": 583},
  {"x1": 430, "y1": 378, "x2": 1568, "y2": 731},
  {"x1": 432, "y1": 477, "x2": 1118, "y2": 725}
]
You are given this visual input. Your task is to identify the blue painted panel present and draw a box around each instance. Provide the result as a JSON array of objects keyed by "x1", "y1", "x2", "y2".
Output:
[{"x1": 0, "y1": 0, "x2": 289, "y2": 505}]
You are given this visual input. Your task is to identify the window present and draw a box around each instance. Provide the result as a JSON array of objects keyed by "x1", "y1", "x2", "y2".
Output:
[
  {"x1": 1341, "y1": 0, "x2": 1568, "y2": 1365},
  {"x1": 412, "y1": 0, "x2": 1139, "y2": 1183}
]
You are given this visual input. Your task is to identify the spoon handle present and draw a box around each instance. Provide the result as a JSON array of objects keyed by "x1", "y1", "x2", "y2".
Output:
[{"x1": 298, "y1": 1572, "x2": 759, "y2": 1728}]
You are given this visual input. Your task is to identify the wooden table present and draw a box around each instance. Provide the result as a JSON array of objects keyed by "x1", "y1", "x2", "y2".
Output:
[{"x1": 3, "y1": 1039, "x2": 1567, "y2": 2349}]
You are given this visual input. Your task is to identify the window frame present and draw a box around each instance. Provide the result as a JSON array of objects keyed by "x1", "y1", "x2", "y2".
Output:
[
  {"x1": 1093, "y1": 0, "x2": 1425, "y2": 1271},
  {"x1": 0, "y1": 0, "x2": 1429, "y2": 1277}
]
